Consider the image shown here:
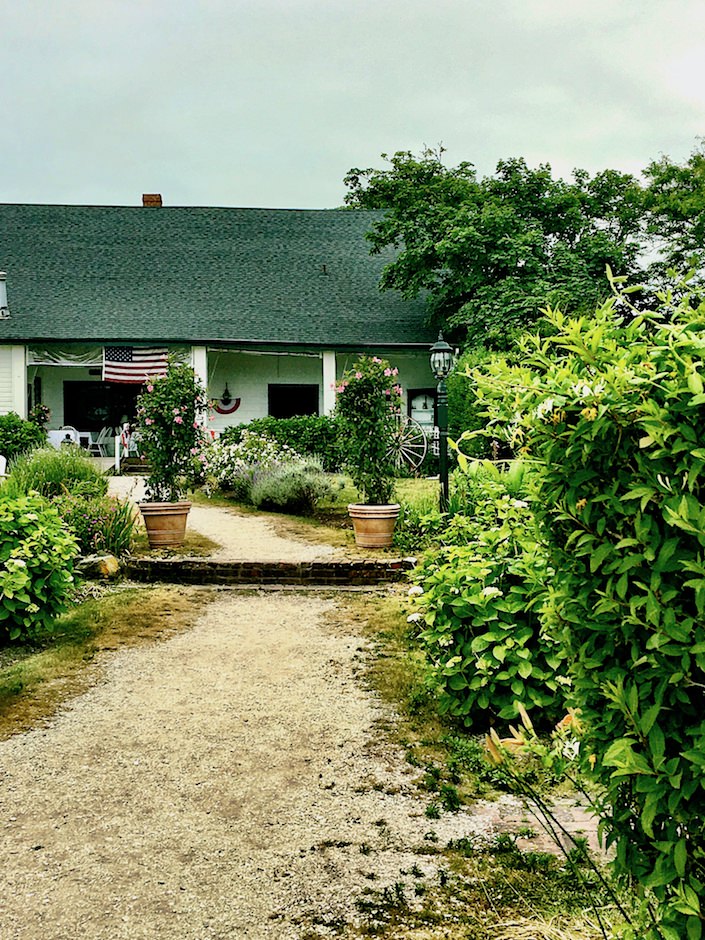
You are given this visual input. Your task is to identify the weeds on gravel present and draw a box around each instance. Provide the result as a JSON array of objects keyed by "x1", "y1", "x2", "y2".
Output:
[
  {"x1": 349, "y1": 841, "x2": 628, "y2": 940},
  {"x1": 334, "y1": 593, "x2": 633, "y2": 940}
]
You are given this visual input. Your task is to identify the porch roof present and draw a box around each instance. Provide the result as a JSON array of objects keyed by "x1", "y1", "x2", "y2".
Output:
[{"x1": 0, "y1": 204, "x2": 433, "y2": 348}]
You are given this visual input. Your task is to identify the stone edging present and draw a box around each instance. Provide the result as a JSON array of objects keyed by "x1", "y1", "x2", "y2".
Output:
[{"x1": 124, "y1": 557, "x2": 417, "y2": 586}]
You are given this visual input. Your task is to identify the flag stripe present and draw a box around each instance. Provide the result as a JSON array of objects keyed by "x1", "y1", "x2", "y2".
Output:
[{"x1": 103, "y1": 347, "x2": 168, "y2": 383}]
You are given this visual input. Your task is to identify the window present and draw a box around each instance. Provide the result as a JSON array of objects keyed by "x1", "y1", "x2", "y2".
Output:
[
  {"x1": 63, "y1": 381, "x2": 141, "y2": 431},
  {"x1": 268, "y1": 384, "x2": 319, "y2": 418}
]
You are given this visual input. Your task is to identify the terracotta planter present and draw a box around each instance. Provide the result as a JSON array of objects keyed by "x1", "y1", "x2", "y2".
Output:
[
  {"x1": 348, "y1": 503, "x2": 401, "y2": 549},
  {"x1": 138, "y1": 501, "x2": 191, "y2": 549}
]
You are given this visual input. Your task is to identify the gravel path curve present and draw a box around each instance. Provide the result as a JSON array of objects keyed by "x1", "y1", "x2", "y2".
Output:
[{"x1": 107, "y1": 476, "x2": 345, "y2": 562}]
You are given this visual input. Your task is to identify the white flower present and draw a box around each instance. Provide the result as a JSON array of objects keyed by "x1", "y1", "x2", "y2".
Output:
[
  {"x1": 481, "y1": 586, "x2": 502, "y2": 598},
  {"x1": 570, "y1": 382, "x2": 592, "y2": 399},
  {"x1": 406, "y1": 612, "x2": 423, "y2": 624},
  {"x1": 511, "y1": 499, "x2": 528, "y2": 509},
  {"x1": 407, "y1": 585, "x2": 424, "y2": 597},
  {"x1": 536, "y1": 398, "x2": 555, "y2": 418}
]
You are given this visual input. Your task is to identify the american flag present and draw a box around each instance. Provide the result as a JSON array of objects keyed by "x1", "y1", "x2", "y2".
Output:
[{"x1": 102, "y1": 347, "x2": 168, "y2": 384}]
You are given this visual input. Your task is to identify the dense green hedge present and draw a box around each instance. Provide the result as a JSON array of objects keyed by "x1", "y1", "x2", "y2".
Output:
[
  {"x1": 471, "y1": 276, "x2": 705, "y2": 940},
  {"x1": 0, "y1": 412, "x2": 46, "y2": 462},
  {"x1": 221, "y1": 415, "x2": 347, "y2": 471},
  {"x1": 447, "y1": 348, "x2": 518, "y2": 459}
]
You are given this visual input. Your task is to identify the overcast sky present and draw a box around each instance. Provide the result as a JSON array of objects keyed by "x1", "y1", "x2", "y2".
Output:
[{"x1": 3, "y1": 0, "x2": 704, "y2": 209}]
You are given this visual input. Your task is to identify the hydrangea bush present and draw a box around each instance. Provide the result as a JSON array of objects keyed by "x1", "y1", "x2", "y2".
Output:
[
  {"x1": 408, "y1": 473, "x2": 569, "y2": 728},
  {"x1": 0, "y1": 493, "x2": 78, "y2": 643}
]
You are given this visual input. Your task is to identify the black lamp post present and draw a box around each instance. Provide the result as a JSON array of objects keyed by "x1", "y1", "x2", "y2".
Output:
[{"x1": 430, "y1": 332, "x2": 454, "y2": 511}]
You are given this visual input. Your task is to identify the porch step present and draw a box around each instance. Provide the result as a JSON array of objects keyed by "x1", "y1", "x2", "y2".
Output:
[{"x1": 120, "y1": 458, "x2": 150, "y2": 475}]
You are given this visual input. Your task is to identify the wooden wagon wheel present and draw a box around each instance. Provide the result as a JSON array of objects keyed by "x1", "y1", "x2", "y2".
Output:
[{"x1": 387, "y1": 413, "x2": 428, "y2": 471}]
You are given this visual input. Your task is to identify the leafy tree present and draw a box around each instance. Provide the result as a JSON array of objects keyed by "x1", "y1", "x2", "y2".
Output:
[
  {"x1": 643, "y1": 139, "x2": 705, "y2": 276},
  {"x1": 344, "y1": 148, "x2": 644, "y2": 348}
]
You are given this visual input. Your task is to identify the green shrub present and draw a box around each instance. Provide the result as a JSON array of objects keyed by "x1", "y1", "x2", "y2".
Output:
[
  {"x1": 0, "y1": 493, "x2": 78, "y2": 644},
  {"x1": 3, "y1": 447, "x2": 107, "y2": 499},
  {"x1": 409, "y1": 484, "x2": 568, "y2": 729},
  {"x1": 448, "y1": 349, "x2": 518, "y2": 460},
  {"x1": 471, "y1": 274, "x2": 705, "y2": 939},
  {"x1": 250, "y1": 459, "x2": 334, "y2": 514},
  {"x1": 0, "y1": 412, "x2": 46, "y2": 461},
  {"x1": 53, "y1": 494, "x2": 137, "y2": 556},
  {"x1": 392, "y1": 461, "x2": 528, "y2": 554},
  {"x1": 221, "y1": 415, "x2": 346, "y2": 471}
]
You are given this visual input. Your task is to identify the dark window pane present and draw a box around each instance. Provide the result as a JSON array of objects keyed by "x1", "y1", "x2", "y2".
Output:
[{"x1": 268, "y1": 384, "x2": 319, "y2": 418}]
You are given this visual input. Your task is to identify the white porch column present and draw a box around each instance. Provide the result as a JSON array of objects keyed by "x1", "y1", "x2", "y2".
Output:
[
  {"x1": 11, "y1": 347, "x2": 26, "y2": 417},
  {"x1": 191, "y1": 345, "x2": 209, "y2": 396},
  {"x1": 322, "y1": 350, "x2": 336, "y2": 415},
  {"x1": 0, "y1": 346, "x2": 27, "y2": 417}
]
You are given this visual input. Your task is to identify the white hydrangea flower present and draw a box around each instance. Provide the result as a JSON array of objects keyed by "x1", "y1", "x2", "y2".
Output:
[{"x1": 481, "y1": 585, "x2": 502, "y2": 598}]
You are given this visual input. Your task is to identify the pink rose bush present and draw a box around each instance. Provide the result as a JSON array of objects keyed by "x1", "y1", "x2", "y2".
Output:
[{"x1": 135, "y1": 359, "x2": 210, "y2": 502}]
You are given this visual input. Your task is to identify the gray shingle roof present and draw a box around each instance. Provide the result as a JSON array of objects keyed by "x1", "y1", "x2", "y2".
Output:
[{"x1": 0, "y1": 204, "x2": 432, "y2": 347}]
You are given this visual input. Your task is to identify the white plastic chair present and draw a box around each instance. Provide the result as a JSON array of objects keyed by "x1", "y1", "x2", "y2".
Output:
[{"x1": 88, "y1": 426, "x2": 111, "y2": 456}]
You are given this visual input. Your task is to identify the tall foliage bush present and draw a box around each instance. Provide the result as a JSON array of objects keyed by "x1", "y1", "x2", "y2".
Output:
[
  {"x1": 3, "y1": 447, "x2": 107, "y2": 499},
  {"x1": 470, "y1": 275, "x2": 705, "y2": 939},
  {"x1": 335, "y1": 355, "x2": 401, "y2": 504},
  {"x1": 0, "y1": 493, "x2": 78, "y2": 643},
  {"x1": 134, "y1": 360, "x2": 210, "y2": 502},
  {"x1": 0, "y1": 412, "x2": 46, "y2": 462},
  {"x1": 409, "y1": 473, "x2": 568, "y2": 728},
  {"x1": 447, "y1": 348, "x2": 516, "y2": 459}
]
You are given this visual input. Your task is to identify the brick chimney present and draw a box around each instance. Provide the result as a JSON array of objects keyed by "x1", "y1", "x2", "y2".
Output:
[{"x1": 142, "y1": 193, "x2": 163, "y2": 207}]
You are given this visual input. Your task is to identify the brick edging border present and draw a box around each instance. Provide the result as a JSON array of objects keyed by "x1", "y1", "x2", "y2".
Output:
[{"x1": 124, "y1": 557, "x2": 417, "y2": 586}]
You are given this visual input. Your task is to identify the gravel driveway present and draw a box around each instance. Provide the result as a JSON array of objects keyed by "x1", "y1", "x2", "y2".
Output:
[
  {"x1": 0, "y1": 486, "x2": 598, "y2": 938},
  {"x1": 0, "y1": 589, "x2": 511, "y2": 939}
]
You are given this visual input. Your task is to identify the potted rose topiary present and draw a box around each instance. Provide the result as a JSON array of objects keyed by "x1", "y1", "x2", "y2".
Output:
[
  {"x1": 335, "y1": 355, "x2": 401, "y2": 548},
  {"x1": 134, "y1": 359, "x2": 209, "y2": 548}
]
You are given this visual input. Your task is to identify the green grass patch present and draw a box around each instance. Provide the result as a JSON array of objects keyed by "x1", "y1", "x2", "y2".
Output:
[{"x1": 0, "y1": 584, "x2": 213, "y2": 739}]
